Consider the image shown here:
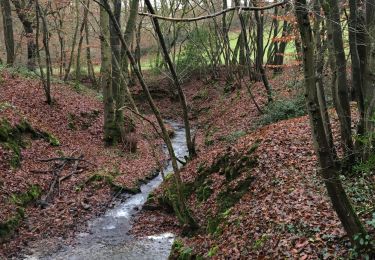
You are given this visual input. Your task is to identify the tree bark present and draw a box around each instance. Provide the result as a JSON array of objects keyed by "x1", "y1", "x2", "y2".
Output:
[
  {"x1": 348, "y1": 0, "x2": 365, "y2": 153},
  {"x1": 12, "y1": 0, "x2": 36, "y2": 70},
  {"x1": 64, "y1": 0, "x2": 80, "y2": 81},
  {"x1": 97, "y1": 0, "x2": 197, "y2": 229},
  {"x1": 321, "y1": 0, "x2": 354, "y2": 166},
  {"x1": 144, "y1": 0, "x2": 197, "y2": 158},
  {"x1": 35, "y1": 0, "x2": 52, "y2": 105},
  {"x1": 1, "y1": 0, "x2": 15, "y2": 66},
  {"x1": 100, "y1": 0, "x2": 116, "y2": 144},
  {"x1": 295, "y1": 0, "x2": 366, "y2": 245}
]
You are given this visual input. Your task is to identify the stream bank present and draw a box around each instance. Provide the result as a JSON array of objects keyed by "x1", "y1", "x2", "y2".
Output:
[{"x1": 24, "y1": 121, "x2": 187, "y2": 260}]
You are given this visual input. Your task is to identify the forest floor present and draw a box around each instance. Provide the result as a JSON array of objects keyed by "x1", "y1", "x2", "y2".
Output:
[
  {"x1": 131, "y1": 67, "x2": 375, "y2": 259},
  {"x1": 0, "y1": 69, "x2": 170, "y2": 258},
  {"x1": 0, "y1": 66, "x2": 374, "y2": 259}
]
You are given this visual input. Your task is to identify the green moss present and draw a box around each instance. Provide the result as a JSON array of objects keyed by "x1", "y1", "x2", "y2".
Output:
[
  {"x1": 9, "y1": 185, "x2": 41, "y2": 206},
  {"x1": 169, "y1": 239, "x2": 203, "y2": 260},
  {"x1": 207, "y1": 245, "x2": 219, "y2": 257},
  {"x1": 216, "y1": 174, "x2": 254, "y2": 212},
  {"x1": 196, "y1": 179, "x2": 213, "y2": 202},
  {"x1": 86, "y1": 171, "x2": 141, "y2": 194},
  {"x1": 1, "y1": 185, "x2": 41, "y2": 240},
  {"x1": 45, "y1": 134, "x2": 60, "y2": 146},
  {"x1": 0, "y1": 118, "x2": 60, "y2": 167},
  {"x1": 67, "y1": 113, "x2": 77, "y2": 130},
  {"x1": 0, "y1": 210, "x2": 23, "y2": 240}
]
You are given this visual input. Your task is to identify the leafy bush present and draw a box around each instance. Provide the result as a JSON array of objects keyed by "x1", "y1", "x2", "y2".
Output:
[
  {"x1": 258, "y1": 95, "x2": 306, "y2": 126},
  {"x1": 176, "y1": 28, "x2": 209, "y2": 77}
]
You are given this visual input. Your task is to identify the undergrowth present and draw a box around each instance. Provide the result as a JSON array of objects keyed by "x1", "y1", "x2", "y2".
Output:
[{"x1": 258, "y1": 95, "x2": 306, "y2": 126}]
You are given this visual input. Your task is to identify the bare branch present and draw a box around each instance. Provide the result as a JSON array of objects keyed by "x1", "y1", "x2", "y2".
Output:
[{"x1": 138, "y1": 1, "x2": 288, "y2": 22}]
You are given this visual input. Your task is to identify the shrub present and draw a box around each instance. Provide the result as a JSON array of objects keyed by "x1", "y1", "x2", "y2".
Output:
[
  {"x1": 176, "y1": 28, "x2": 209, "y2": 77},
  {"x1": 258, "y1": 95, "x2": 306, "y2": 126}
]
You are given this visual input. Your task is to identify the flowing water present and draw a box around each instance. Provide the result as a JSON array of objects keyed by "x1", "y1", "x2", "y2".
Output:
[{"x1": 26, "y1": 121, "x2": 187, "y2": 260}]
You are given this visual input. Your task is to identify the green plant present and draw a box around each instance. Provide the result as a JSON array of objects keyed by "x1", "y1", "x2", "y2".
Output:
[
  {"x1": 253, "y1": 234, "x2": 269, "y2": 250},
  {"x1": 367, "y1": 213, "x2": 375, "y2": 228},
  {"x1": 258, "y1": 95, "x2": 306, "y2": 126},
  {"x1": 207, "y1": 245, "x2": 219, "y2": 257},
  {"x1": 176, "y1": 28, "x2": 209, "y2": 77},
  {"x1": 193, "y1": 88, "x2": 209, "y2": 100},
  {"x1": 0, "y1": 102, "x2": 14, "y2": 112},
  {"x1": 9, "y1": 185, "x2": 41, "y2": 206},
  {"x1": 349, "y1": 233, "x2": 375, "y2": 259},
  {"x1": 219, "y1": 130, "x2": 247, "y2": 144}
]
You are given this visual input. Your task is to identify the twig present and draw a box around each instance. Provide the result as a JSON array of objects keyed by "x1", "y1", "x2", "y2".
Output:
[
  {"x1": 37, "y1": 156, "x2": 96, "y2": 166},
  {"x1": 59, "y1": 156, "x2": 83, "y2": 182},
  {"x1": 118, "y1": 106, "x2": 164, "y2": 140},
  {"x1": 30, "y1": 169, "x2": 53, "y2": 174}
]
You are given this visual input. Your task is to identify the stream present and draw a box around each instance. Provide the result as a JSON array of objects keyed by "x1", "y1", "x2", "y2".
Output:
[{"x1": 26, "y1": 121, "x2": 187, "y2": 260}]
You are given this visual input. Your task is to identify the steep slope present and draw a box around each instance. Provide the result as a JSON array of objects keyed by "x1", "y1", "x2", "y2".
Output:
[
  {"x1": 0, "y1": 70, "x2": 165, "y2": 257},
  {"x1": 132, "y1": 68, "x2": 374, "y2": 258}
]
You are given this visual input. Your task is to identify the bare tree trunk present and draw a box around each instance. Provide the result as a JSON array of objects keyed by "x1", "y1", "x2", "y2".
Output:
[
  {"x1": 253, "y1": 2, "x2": 272, "y2": 102},
  {"x1": 321, "y1": 0, "x2": 354, "y2": 166},
  {"x1": 12, "y1": 0, "x2": 36, "y2": 70},
  {"x1": 64, "y1": 0, "x2": 80, "y2": 81},
  {"x1": 84, "y1": 2, "x2": 97, "y2": 88},
  {"x1": 100, "y1": 0, "x2": 116, "y2": 144},
  {"x1": 98, "y1": 0, "x2": 197, "y2": 229},
  {"x1": 235, "y1": 0, "x2": 263, "y2": 113},
  {"x1": 295, "y1": 0, "x2": 366, "y2": 246},
  {"x1": 1, "y1": 0, "x2": 15, "y2": 66},
  {"x1": 363, "y1": 0, "x2": 375, "y2": 157},
  {"x1": 348, "y1": 0, "x2": 365, "y2": 153},
  {"x1": 35, "y1": 0, "x2": 52, "y2": 105},
  {"x1": 144, "y1": 0, "x2": 197, "y2": 158},
  {"x1": 75, "y1": 0, "x2": 89, "y2": 82}
]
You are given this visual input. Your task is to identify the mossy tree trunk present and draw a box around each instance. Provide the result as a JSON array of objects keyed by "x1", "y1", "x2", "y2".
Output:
[
  {"x1": 100, "y1": 0, "x2": 116, "y2": 145},
  {"x1": 110, "y1": 0, "x2": 124, "y2": 140}
]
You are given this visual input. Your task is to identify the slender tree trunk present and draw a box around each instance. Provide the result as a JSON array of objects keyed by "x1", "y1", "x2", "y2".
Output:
[
  {"x1": 109, "y1": 0, "x2": 123, "y2": 141},
  {"x1": 84, "y1": 2, "x2": 97, "y2": 88},
  {"x1": 363, "y1": 0, "x2": 375, "y2": 157},
  {"x1": 64, "y1": 0, "x2": 80, "y2": 81},
  {"x1": 235, "y1": 0, "x2": 263, "y2": 113},
  {"x1": 1, "y1": 0, "x2": 15, "y2": 66},
  {"x1": 321, "y1": 0, "x2": 354, "y2": 166},
  {"x1": 144, "y1": 0, "x2": 197, "y2": 158},
  {"x1": 75, "y1": 0, "x2": 89, "y2": 82},
  {"x1": 295, "y1": 0, "x2": 366, "y2": 245},
  {"x1": 35, "y1": 0, "x2": 52, "y2": 105},
  {"x1": 348, "y1": 0, "x2": 365, "y2": 152},
  {"x1": 253, "y1": 3, "x2": 272, "y2": 102},
  {"x1": 99, "y1": 0, "x2": 197, "y2": 229}
]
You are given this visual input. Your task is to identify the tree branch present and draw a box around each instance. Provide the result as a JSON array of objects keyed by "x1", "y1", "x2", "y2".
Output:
[{"x1": 138, "y1": 1, "x2": 288, "y2": 22}]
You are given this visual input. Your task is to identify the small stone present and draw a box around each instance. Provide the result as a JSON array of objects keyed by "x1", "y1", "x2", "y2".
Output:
[{"x1": 81, "y1": 201, "x2": 91, "y2": 210}]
